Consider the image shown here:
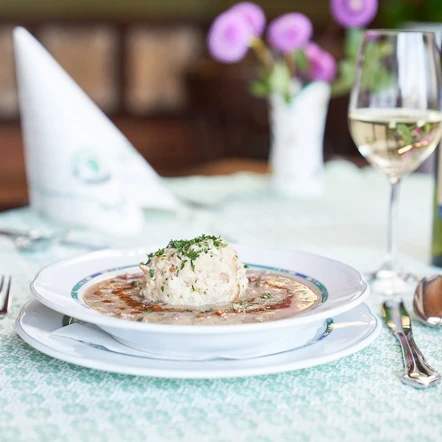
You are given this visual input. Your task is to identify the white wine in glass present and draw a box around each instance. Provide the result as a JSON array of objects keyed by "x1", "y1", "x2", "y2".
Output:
[
  {"x1": 349, "y1": 31, "x2": 442, "y2": 294},
  {"x1": 349, "y1": 108, "x2": 442, "y2": 179}
]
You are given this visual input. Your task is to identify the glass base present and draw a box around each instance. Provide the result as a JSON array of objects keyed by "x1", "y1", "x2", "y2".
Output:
[{"x1": 365, "y1": 268, "x2": 417, "y2": 295}]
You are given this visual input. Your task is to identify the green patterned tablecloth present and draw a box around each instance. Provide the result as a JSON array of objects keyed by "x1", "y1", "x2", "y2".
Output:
[{"x1": 0, "y1": 162, "x2": 441, "y2": 442}]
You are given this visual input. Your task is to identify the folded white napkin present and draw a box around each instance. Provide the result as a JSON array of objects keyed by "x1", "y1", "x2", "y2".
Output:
[
  {"x1": 50, "y1": 322, "x2": 230, "y2": 361},
  {"x1": 13, "y1": 27, "x2": 180, "y2": 235},
  {"x1": 50, "y1": 320, "x2": 328, "y2": 361},
  {"x1": 50, "y1": 323, "x2": 198, "y2": 360}
]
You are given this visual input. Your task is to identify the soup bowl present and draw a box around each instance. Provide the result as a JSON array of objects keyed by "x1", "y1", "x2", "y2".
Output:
[{"x1": 31, "y1": 245, "x2": 369, "y2": 359}]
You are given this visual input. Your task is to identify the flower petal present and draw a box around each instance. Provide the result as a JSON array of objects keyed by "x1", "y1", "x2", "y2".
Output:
[
  {"x1": 331, "y1": 0, "x2": 378, "y2": 28},
  {"x1": 305, "y1": 43, "x2": 337, "y2": 82},
  {"x1": 231, "y1": 2, "x2": 266, "y2": 36},
  {"x1": 267, "y1": 13, "x2": 313, "y2": 53},
  {"x1": 207, "y1": 10, "x2": 254, "y2": 63}
]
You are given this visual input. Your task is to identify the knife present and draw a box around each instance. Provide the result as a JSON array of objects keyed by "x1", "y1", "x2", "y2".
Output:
[{"x1": 382, "y1": 299, "x2": 440, "y2": 388}]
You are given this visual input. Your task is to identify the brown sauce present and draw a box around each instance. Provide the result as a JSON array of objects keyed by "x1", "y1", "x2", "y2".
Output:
[{"x1": 82, "y1": 270, "x2": 321, "y2": 325}]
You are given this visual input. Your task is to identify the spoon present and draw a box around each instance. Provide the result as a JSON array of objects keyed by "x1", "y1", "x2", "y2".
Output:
[{"x1": 414, "y1": 274, "x2": 442, "y2": 327}]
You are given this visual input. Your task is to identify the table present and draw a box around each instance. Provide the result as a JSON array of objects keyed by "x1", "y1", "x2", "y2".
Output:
[{"x1": 0, "y1": 161, "x2": 441, "y2": 442}]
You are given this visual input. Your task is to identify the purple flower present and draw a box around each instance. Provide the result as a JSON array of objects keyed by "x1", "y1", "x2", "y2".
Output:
[
  {"x1": 231, "y1": 2, "x2": 266, "y2": 36},
  {"x1": 207, "y1": 9, "x2": 255, "y2": 63},
  {"x1": 305, "y1": 43, "x2": 337, "y2": 82},
  {"x1": 331, "y1": 0, "x2": 378, "y2": 28},
  {"x1": 267, "y1": 13, "x2": 313, "y2": 53}
]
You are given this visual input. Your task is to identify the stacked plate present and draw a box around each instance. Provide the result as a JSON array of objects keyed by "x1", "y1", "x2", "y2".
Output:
[{"x1": 17, "y1": 245, "x2": 381, "y2": 379}]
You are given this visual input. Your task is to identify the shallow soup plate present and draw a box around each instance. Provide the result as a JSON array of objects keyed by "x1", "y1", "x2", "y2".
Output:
[{"x1": 31, "y1": 245, "x2": 370, "y2": 359}]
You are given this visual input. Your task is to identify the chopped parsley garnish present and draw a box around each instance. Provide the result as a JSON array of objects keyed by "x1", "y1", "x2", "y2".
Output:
[
  {"x1": 260, "y1": 293, "x2": 273, "y2": 299},
  {"x1": 200, "y1": 308, "x2": 214, "y2": 314},
  {"x1": 186, "y1": 250, "x2": 199, "y2": 261},
  {"x1": 169, "y1": 240, "x2": 186, "y2": 249},
  {"x1": 161, "y1": 286, "x2": 164, "y2": 292},
  {"x1": 255, "y1": 282, "x2": 259, "y2": 287},
  {"x1": 232, "y1": 301, "x2": 253, "y2": 311},
  {"x1": 191, "y1": 285, "x2": 195, "y2": 292},
  {"x1": 143, "y1": 248, "x2": 166, "y2": 266},
  {"x1": 244, "y1": 264, "x2": 249, "y2": 268},
  {"x1": 232, "y1": 302, "x2": 251, "y2": 311},
  {"x1": 130, "y1": 281, "x2": 138, "y2": 286},
  {"x1": 140, "y1": 235, "x2": 228, "y2": 270},
  {"x1": 146, "y1": 308, "x2": 153, "y2": 313},
  {"x1": 149, "y1": 269, "x2": 155, "y2": 278}
]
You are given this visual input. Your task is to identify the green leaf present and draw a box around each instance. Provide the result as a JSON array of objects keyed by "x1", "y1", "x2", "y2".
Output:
[
  {"x1": 359, "y1": 40, "x2": 396, "y2": 93},
  {"x1": 249, "y1": 80, "x2": 269, "y2": 98},
  {"x1": 397, "y1": 124, "x2": 411, "y2": 138},
  {"x1": 330, "y1": 29, "x2": 363, "y2": 98},
  {"x1": 268, "y1": 61, "x2": 291, "y2": 96},
  {"x1": 396, "y1": 123, "x2": 413, "y2": 145},
  {"x1": 378, "y1": 41, "x2": 395, "y2": 58},
  {"x1": 331, "y1": 59, "x2": 356, "y2": 97},
  {"x1": 284, "y1": 92, "x2": 292, "y2": 104},
  {"x1": 424, "y1": 122, "x2": 432, "y2": 135},
  {"x1": 293, "y1": 49, "x2": 310, "y2": 73},
  {"x1": 332, "y1": 30, "x2": 396, "y2": 97}
]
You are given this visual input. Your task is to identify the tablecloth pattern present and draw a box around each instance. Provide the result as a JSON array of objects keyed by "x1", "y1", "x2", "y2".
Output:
[{"x1": 0, "y1": 162, "x2": 441, "y2": 442}]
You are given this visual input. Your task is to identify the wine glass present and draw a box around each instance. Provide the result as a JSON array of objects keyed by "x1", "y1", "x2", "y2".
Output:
[{"x1": 348, "y1": 30, "x2": 442, "y2": 295}]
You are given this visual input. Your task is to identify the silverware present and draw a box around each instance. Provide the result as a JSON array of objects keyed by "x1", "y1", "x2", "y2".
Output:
[
  {"x1": 0, "y1": 228, "x2": 61, "y2": 251},
  {"x1": 0, "y1": 275, "x2": 12, "y2": 318},
  {"x1": 414, "y1": 275, "x2": 442, "y2": 327},
  {"x1": 382, "y1": 299, "x2": 440, "y2": 388},
  {"x1": 0, "y1": 228, "x2": 107, "y2": 251}
]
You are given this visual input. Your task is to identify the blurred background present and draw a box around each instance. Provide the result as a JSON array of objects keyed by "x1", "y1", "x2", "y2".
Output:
[{"x1": 1, "y1": 0, "x2": 442, "y2": 211}]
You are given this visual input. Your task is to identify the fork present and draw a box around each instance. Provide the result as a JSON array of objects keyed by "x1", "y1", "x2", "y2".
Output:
[{"x1": 0, "y1": 275, "x2": 12, "y2": 318}]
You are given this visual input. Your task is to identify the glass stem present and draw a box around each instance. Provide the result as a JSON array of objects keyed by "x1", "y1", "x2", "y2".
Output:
[{"x1": 385, "y1": 178, "x2": 401, "y2": 271}]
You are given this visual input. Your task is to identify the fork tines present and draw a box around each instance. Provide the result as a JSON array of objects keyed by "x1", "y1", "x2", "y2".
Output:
[{"x1": 0, "y1": 275, "x2": 12, "y2": 318}]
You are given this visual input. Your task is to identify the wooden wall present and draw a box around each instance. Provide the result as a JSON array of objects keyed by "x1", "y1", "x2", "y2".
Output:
[{"x1": 0, "y1": 1, "x2": 361, "y2": 210}]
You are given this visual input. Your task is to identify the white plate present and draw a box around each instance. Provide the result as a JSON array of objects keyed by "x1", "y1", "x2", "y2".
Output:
[
  {"x1": 16, "y1": 300, "x2": 381, "y2": 379},
  {"x1": 30, "y1": 245, "x2": 370, "y2": 358}
]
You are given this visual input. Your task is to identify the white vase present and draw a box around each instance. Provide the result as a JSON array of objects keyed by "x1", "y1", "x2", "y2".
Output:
[{"x1": 269, "y1": 81, "x2": 331, "y2": 197}]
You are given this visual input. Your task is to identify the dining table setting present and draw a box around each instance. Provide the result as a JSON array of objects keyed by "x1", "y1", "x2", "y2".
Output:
[
  {"x1": 1, "y1": 160, "x2": 442, "y2": 442},
  {"x1": 2, "y1": 7, "x2": 442, "y2": 442}
]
